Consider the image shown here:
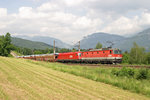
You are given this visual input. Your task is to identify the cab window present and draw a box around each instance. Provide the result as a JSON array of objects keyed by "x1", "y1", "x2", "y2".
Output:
[
  {"x1": 110, "y1": 51, "x2": 112, "y2": 54},
  {"x1": 113, "y1": 50, "x2": 122, "y2": 54}
]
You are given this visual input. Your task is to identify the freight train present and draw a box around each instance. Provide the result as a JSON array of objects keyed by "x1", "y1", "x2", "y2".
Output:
[{"x1": 17, "y1": 48, "x2": 122, "y2": 64}]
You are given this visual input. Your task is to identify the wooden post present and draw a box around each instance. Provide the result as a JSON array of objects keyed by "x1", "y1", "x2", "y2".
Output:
[{"x1": 53, "y1": 40, "x2": 55, "y2": 62}]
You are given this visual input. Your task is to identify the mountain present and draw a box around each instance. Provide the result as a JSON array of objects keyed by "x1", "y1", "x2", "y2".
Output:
[
  {"x1": 114, "y1": 28, "x2": 150, "y2": 51},
  {"x1": 80, "y1": 32, "x2": 126, "y2": 49},
  {"x1": 15, "y1": 36, "x2": 71, "y2": 48},
  {"x1": 11, "y1": 37, "x2": 53, "y2": 50}
]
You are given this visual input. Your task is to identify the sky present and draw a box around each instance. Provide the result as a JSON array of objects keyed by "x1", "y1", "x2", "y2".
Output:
[{"x1": 0, "y1": 0, "x2": 150, "y2": 43}]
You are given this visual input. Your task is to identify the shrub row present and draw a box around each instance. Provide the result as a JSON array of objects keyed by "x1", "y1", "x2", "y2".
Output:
[{"x1": 111, "y1": 67, "x2": 149, "y2": 80}]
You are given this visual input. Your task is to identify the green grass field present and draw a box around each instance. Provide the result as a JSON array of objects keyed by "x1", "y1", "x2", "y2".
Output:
[
  {"x1": 0, "y1": 57, "x2": 149, "y2": 100},
  {"x1": 28, "y1": 60, "x2": 150, "y2": 97}
]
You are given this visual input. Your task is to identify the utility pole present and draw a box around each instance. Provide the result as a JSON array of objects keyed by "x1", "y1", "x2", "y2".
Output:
[
  {"x1": 72, "y1": 41, "x2": 80, "y2": 52},
  {"x1": 53, "y1": 40, "x2": 55, "y2": 54},
  {"x1": 78, "y1": 41, "x2": 80, "y2": 52},
  {"x1": 53, "y1": 40, "x2": 55, "y2": 61}
]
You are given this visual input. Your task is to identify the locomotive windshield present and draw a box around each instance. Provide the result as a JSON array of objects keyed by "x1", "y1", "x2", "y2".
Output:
[
  {"x1": 78, "y1": 53, "x2": 81, "y2": 56},
  {"x1": 113, "y1": 50, "x2": 122, "y2": 54}
]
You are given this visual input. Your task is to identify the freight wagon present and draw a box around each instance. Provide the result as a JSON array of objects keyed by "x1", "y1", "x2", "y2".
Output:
[{"x1": 17, "y1": 54, "x2": 57, "y2": 62}]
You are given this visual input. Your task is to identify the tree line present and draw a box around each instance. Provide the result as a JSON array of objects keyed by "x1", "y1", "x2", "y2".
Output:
[
  {"x1": 122, "y1": 42, "x2": 150, "y2": 64},
  {"x1": 15, "y1": 47, "x2": 88, "y2": 55},
  {"x1": 15, "y1": 42, "x2": 102, "y2": 55}
]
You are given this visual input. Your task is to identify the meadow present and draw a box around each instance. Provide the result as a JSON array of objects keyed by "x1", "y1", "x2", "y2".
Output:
[
  {"x1": 28, "y1": 60, "x2": 150, "y2": 97},
  {"x1": 0, "y1": 57, "x2": 149, "y2": 100}
]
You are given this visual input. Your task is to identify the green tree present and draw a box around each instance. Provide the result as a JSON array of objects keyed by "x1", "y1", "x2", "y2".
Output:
[
  {"x1": 80, "y1": 49, "x2": 87, "y2": 52},
  {"x1": 0, "y1": 36, "x2": 5, "y2": 56},
  {"x1": 146, "y1": 52, "x2": 150, "y2": 64},
  {"x1": 34, "y1": 50, "x2": 43, "y2": 54},
  {"x1": 59, "y1": 48, "x2": 71, "y2": 53},
  {"x1": 45, "y1": 48, "x2": 53, "y2": 54},
  {"x1": 0, "y1": 33, "x2": 14, "y2": 56},
  {"x1": 49, "y1": 48, "x2": 54, "y2": 53},
  {"x1": 23, "y1": 48, "x2": 32, "y2": 55},
  {"x1": 95, "y1": 42, "x2": 102, "y2": 49},
  {"x1": 129, "y1": 42, "x2": 146, "y2": 64},
  {"x1": 122, "y1": 52, "x2": 130, "y2": 63},
  {"x1": 72, "y1": 48, "x2": 77, "y2": 52}
]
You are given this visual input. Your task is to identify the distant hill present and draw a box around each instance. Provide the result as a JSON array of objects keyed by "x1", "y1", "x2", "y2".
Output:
[
  {"x1": 15, "y1": 36, "x2": 71, "y2": 48},
  {"x1": 80, "y1": 32, "x2": 125, "y2": 49},
  {"x1": 11, "y1": 37, "x2": 53, "y2": 50},
  {"x1": 114, "y1": 28, "x2": 150, "y2": 51}
]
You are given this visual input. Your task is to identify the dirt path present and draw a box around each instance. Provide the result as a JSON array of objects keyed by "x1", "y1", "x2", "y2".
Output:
[
  {"x1": 0, "y1": 57, "x2": 149, "y2": 100},
  {"x1": 10, "y1": 51, "x2": 18, "y2": 57}
]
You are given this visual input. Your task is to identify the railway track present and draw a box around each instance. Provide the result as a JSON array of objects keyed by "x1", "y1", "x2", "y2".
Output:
[{"x1": 63, "y1": 63, "x2": 150, "y2": 69}]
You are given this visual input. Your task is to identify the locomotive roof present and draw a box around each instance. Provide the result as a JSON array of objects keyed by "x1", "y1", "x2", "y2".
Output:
[{"x1": 89, "y1": 48, "x2": 121, "y2": 51}]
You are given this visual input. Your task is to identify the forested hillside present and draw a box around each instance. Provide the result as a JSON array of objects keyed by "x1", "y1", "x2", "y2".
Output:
[
  {"x1": 11, "y1": 37, "x2": 53, "y2": 50},
  {"x1": 16, "y1": 36, "x2": 71, "y2": 48}
]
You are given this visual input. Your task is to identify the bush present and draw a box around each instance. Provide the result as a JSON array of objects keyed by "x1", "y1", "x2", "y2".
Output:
[
  {"x1": 111, "y1": 67, "x2": 135, "y2": 77},
  {"x1": 136, "y1": 68, "x2": 149, "y2": 80},
  {"x1": 127, "y1": 68, "x2": 135, "y2": 77},
  {"x1": 111, "y1": 68, "x2": 120, "y2": 76}
]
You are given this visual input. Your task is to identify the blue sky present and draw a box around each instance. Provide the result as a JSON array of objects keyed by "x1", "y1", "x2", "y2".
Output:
[
  {"x1": 0, "y1": 0, "x2": 150, "y2": 43},
  {"x1": 0, "y1": 0, "x2": 45, "y2": 13}
]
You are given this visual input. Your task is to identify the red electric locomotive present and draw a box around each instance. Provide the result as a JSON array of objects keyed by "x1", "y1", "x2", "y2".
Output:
[
  {"x1": 80, "y1": 48, "x2": 122, "y2": 64},
  {"x1": 56, "y1": 52, "x2": 81, "y2": 63},
  {"x1": 56, "y1": 48, "x2": 122, "y2": 64}
]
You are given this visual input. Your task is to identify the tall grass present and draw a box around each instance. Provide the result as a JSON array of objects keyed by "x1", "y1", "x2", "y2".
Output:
[{"x1": 28, "y1": 60, "x2": 150, "y2": 97}]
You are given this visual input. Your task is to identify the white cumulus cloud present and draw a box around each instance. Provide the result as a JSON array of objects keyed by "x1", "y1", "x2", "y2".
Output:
[
  {"x1": 1, "y1": 0, "x2": 150, "y2": 43},
  {"x1": 0, "y1": 8, "x2": 7, "y2": 17}
]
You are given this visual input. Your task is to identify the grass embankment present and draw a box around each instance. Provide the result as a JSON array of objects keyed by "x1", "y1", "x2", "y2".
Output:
[
  {"x1": 0, "y1": 57, "x2": 149, "y2": 100},
  {"x1": 28, "y1": 60, "x2": 150, "y2": 97}
]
